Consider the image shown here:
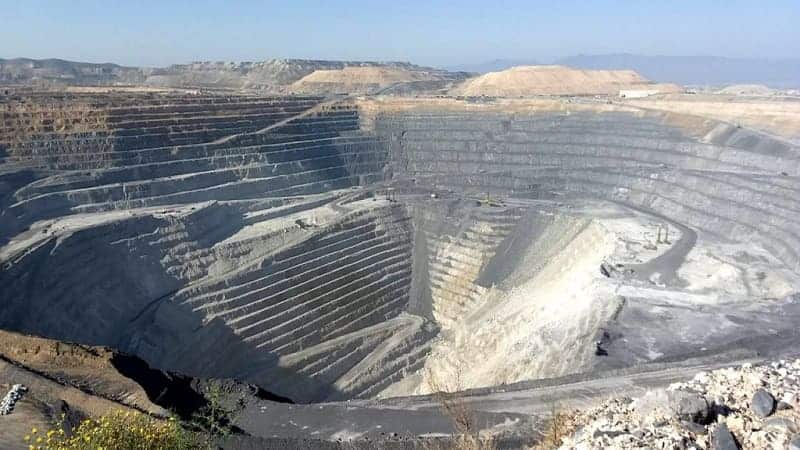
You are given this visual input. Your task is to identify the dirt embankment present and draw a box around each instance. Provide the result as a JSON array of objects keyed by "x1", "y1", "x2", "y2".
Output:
[
  {"x1": 450, "y1": 65, "x2": 681, "y2": 97},
  {"x1": 0, "y1": 329, "x2": 293, "y2": 447},
  {"x1": 0, "y1": 330, "x2": 168, "y2": 415}
]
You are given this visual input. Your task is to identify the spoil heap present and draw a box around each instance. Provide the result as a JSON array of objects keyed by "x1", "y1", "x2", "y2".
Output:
[
  {"x1": 289, "y1": 66, "x2": 451, "y2": 94},
  {"x1": 450, "y1": 65, "x2": 681, "y2": 96}
]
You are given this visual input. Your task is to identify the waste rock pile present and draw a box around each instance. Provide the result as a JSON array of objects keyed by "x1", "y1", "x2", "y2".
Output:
[{"x1": 559, "y1": 360, "x2": 800, "y2": 449}]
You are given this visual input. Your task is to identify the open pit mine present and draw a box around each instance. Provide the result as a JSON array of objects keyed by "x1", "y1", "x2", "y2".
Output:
[{"x1": 1, "y1": 62, "x2": 800, "y2": 449}]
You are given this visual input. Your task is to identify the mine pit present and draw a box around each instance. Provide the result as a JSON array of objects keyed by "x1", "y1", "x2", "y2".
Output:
[{"x1": 1, "y1": 90, "x2": 800, "y2": 442}]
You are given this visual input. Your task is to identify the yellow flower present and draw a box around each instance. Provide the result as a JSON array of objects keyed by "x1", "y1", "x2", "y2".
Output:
[{"x1": 31, "y1": 428, "x2": 38, "y2": 434}]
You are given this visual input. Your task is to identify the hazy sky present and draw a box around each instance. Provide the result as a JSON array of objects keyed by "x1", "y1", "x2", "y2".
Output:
[{"x1": 1, "y1": 0, "x2": 798, "y2": 67}]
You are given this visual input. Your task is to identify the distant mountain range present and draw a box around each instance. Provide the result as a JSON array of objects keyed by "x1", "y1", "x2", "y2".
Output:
[{"x1": 452, "y1": 54, "x2": 800, "y2": 88}]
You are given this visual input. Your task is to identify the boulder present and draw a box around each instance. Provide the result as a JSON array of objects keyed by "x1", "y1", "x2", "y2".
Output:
[
  {"x1": 751, "y1": 389, "x2": 776, "y2": 418},
  {"x1": 633, "y1": 389, "x2": 710, "y2": 423},
  {"x1": 789, "y1": 435, "x2": 800, "y2": 450},
  {"x1": 712, "y1": 423, "x2": 740, "y2": 450}
]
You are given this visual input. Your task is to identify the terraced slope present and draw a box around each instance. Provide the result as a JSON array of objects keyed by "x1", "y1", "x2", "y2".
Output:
[
  {"x1": 1, "y1": 93, "x2": 322, "y2": 148},
  {"x1": 376, "y1": 111, "x2": 800, "y2": 271},
  {"x1": 0, "y1": 93, "x2": 434, "y2": 403},
  {"x1": 1, "y1": 96, "x2": 382, "y2": 234},
  {"x1": 4, "y1": 93, "x2": 800, "y2": 412},
  {"x1": 408, "y1": 202, "x2": 524, "y2": 328}
]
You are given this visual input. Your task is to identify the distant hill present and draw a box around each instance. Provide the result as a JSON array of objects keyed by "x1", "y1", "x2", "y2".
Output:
[
  {"x1": 0, "y1": 57, "x2": 469, "y2": 92},
  {"x1": 0, "y1": 57, "x2": 145, "y2": 85},
  {"x1": 556, "y1": 54, "x2": 800, "y2": 88}
]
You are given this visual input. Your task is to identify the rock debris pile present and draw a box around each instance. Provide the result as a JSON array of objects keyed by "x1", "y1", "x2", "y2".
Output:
[
  {"x1": 0, "y1": 384, "x2": 28, "y2": 415},
  {"x1": 559, "y1": 360, "x2": 800, "y2": 449}
]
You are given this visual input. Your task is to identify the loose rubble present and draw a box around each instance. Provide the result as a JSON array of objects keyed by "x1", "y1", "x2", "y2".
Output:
[
  {"x1": 558, "y1": 359, "x2": 800, "y2": 449},
  {"x1": 0, "y1": 384, "x2": 28, "y2": 415}
]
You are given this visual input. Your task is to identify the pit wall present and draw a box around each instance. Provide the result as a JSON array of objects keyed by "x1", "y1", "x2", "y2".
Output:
[
  {"x1": 374, "y1": 111, "x2": 800, "y2": 272},
  {"x1": 0, "y1": 200, "x2": 428, "y2": 403},
  {"x1": 0, "y1": 96, "x2": 326, "y2": 157},
  {"x1": 405, "y1": 199, "x2": 524, "y2": 327},
  {"x1": 1, "y1": 106, "x2": 386, "y2": 237},
  {"x1": 0, "y1": 99, "x2": 424, "y2": 403}
]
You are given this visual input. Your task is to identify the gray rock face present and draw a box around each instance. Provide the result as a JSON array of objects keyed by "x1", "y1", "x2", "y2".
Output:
[
  {"x1": 789, "y1": 435, "x2": 800, "y2": 450},
  {"x1": 633, "y1": 389, "x2": 709, "y2": 423},
  {"x1": 751, "y1": 388, "x2": 776, "y2": 418},
  {"x1": 713, "y1": 423, "x2": 740, "y2": 450}
]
